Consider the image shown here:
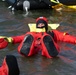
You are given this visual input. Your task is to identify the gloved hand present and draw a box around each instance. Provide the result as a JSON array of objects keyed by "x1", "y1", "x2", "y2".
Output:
[
  {"x1": 0, "y1": 36, "x2": 13, "y2": 43},
  {"x1": 0, "y1": 38, "x2": 8, "y2": 49}
]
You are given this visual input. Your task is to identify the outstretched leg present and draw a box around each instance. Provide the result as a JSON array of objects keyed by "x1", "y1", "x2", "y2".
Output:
[
  {"x1": 41, "y1": 35, "x2": 60, "y2": 58},
  {"x1": 18, "y1": 34, "x2": 36, "y2": 57},
  {"x1": 0, "y1": 55, "x2": 20, "y2": 75}
]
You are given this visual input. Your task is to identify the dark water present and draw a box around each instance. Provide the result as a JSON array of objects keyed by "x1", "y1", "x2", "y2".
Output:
[{"x1": 0, "y1": 1, "x2": 76, "y2": 75}]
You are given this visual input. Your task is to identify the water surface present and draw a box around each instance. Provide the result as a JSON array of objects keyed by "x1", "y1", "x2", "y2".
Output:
[{"x1": 0, "y1": 1, "x2": 76, "y2": 75}]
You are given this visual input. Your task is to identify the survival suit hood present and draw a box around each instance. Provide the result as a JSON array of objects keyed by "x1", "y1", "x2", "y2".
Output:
[{"x1": 36, "y1": 17, "x2": 48, "y2": 32}]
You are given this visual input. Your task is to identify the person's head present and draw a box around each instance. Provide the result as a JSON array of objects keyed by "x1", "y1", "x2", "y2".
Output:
[{"x1": 36, "y1": 17, "x2": 48, "y2": 32}]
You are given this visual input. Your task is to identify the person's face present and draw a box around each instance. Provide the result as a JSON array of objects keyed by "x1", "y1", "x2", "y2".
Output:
[
  {"x1": 37, "y1": 23, "x2": 45, "y2": 28},
  {"x1": 36, "y1": 23, "x2": 46, "y2": 32}
]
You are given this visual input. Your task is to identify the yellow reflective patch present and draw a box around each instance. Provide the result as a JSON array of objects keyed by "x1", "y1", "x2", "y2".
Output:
[
  {"x1": 51, "y1": 0, "x2": 60, "y2": 3},
  {"x1": 28, "y1": 23, "x2": 60, "y2": 32},
  {"x1": 63, "y1": 32, "x2": 66, "y2": 35},
  {"x1": 67, "y1": 6, "x2": 76, "y2": 10},
  {"x1": 36, "y1": 28, "x2": 46, "y2": 32}
]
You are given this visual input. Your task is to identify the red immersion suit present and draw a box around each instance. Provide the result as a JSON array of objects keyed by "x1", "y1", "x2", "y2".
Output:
[{"x1": 10, "y1": 30, "x2": 76, "y2": 58}]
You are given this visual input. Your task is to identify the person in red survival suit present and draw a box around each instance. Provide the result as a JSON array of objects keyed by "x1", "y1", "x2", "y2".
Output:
[
  {"x1": 0, "y1": 16, "x2": 76, "y2": 58},
  {"x1": 0, "y1": 55, "x2": 20, "y2": 75}
]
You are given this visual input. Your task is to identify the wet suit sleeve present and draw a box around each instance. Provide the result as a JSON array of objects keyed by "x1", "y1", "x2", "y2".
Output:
[
  {"x1": 52, "y1": 30, "x2": 76, "y2": 44},
  {"x1": 12, "y1": 34, "x2": 25, "y2": 44}
]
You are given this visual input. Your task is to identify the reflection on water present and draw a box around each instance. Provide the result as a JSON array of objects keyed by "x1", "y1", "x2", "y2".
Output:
[{"x1": 0, "y1": 1, "x2": 76, "y2": 75}]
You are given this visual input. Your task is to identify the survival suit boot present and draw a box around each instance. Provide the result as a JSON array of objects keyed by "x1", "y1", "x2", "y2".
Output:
[
  {"x1": 0, "y1": 55, "x2": 20, "y2": 75},
  {"x1": 42, "y1": 34, "x2": 60, "y2": 58},
  {"x1": 18, "y1": 34, "x2": 36, "y2": 56}
]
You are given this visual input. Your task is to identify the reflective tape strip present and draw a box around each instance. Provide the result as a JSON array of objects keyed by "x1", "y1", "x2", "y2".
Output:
[
  {"x1": 63, "y1": 32, "x2": 66, "y2": 36},
  {"x1": 51, "y1": 0, "x2": 60, "y2": 3}
]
